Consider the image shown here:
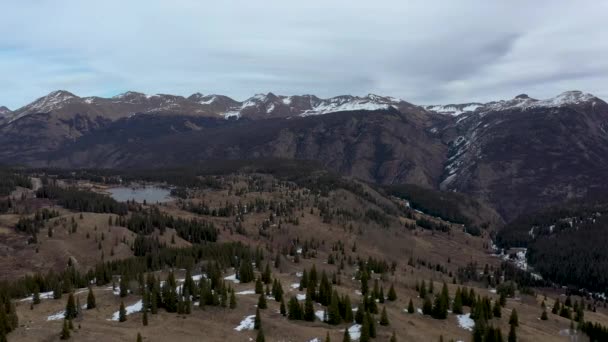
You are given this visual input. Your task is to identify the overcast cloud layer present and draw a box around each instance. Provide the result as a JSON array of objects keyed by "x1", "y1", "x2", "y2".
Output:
[{"x1": 1, "y1": 0, "x2": 607, "y2": 109}]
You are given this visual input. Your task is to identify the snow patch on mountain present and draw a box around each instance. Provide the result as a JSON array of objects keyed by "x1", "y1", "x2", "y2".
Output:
[
  {"x1": 300, "y1": 94, "x2": 397, "y2": 116},
  {"x1": 425, "y1": 104, "x2": 482, "y2": 116}
]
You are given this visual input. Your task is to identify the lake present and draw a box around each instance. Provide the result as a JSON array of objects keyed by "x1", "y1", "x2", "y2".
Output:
[{"x1": 106, "y1": 186, "x2": 172, "y2": 203}]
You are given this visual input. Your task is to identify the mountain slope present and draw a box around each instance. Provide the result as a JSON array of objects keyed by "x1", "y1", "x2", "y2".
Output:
[
  {"x1": 44, "y1": 108, "x2": 447, "y2": 187},
  {"x1": 435, "y1": 91, "x2": 608, "y2": 220}
]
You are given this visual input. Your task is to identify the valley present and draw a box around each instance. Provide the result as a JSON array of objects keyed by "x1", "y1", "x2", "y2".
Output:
[{"x1": 1, "y1": 165, "x2": 607, "y2": 341}]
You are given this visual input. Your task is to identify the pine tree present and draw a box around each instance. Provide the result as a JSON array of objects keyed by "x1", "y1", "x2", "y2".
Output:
[
  {"x1": 452, "y1": 288, "x2": 463, "y2": 314},
  {"x1": 327, "y1": 291, "x2": 341, "y2": 325},
  {"x1": 262, "y1": 263, "x2": 271, "y2": 284},
  {"x1": 342, "y1": 328, "x2": 351, "y2": 342},
  {"x1": 360, "y1": 313, "x2": 370, "y2": 342},
  {"x1": 230, "y1": 289, "x2": 237, "y2": 309},
  {"x1": 419, "y1": 280, "x2": 427, "y2": 298},
  {"x1": 499, "y1": 292, "x2": 507, "y2": 307},
  {"x1": 280, "y1": 297, "x2": 286, "y2": 316},
  {"x1": 304, "y1": 293, "x2": 315, "y2": 321},
  {"x1": 509, "y1": 309, "x2": 518, "y2": 327},
  {"x1": 256, "y1": 327, "x2": 265, "y2": 342},
  {"x1": 142, "y1": 308, "x2": 148, "y2": 326},
  {"x1": 288, "y1": 296, "x2": 301, "y2": 320},
  {"x1": 367, "y1": 311, "x2": 376, "y2": 338},
  {"x1": 87, "y1": 287, "x2": 96, "y2": 309},
  {"x1": 254, "y1": 308, "x2": 261, "y2": 330},
  {"x1": 137, "y1": 333, "x2": 143, "y2": 342},
  {"x1": 60, "y1": 319, "x2": 70, "y2": 340},
  {"x1": 355, "y1": 303, "x2": 364, "y2": 324},
  {"x1": 258, "y1": 293, "x2": 267, "y2": 309},
  {"x1": 343, "y1": 295, "x2": 353, "y2": 323},
  {"x1": 422, "y1": 295, "x2": 433, "y2": 315},
  {"x1": 380, "y1": 306, "x2": 390, "y2": 326},
  {"x1": 65, "y1": 293, "x2": 77, "y2": 320},
  {"x1": 119, "y1": 301, "x2": 127, "y2": 322},
  {"x1": 255, "y1": 278, "x2": 264, "y2": 294},
  {"x1": 390, "y1": 331, "x2": 397, "y2": 342},
  {"x1": 552, "y1": 299, "x2": 560, "y2": 314},
  {"x1": 493, "y1": 300, "x2": 502, "y2": 318},
  {"x1": 120, "y1": 274, "x2": 129, "y2": 297},
  {"x1": 33, "y1": 288, "x2": 41, "y2": 305},
  {"x1": 540, "y1": 309, "x2": 548, "y2": 320},
  {"x1": 508, "y1": 324, "x2": 517, "y2": 342},
  {"x1": 407, "y1": 298, "x2": 415, "y2": 314},
  {"x1": 387, "y1": 284, "x2": 397, "y2": 301}
]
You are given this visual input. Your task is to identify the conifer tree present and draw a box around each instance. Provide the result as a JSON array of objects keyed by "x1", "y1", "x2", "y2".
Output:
[
  {"x1": 254, "y1": 308, "x2": 261, "y2": 330},
  {"x1": 367, "y1": 311, "x2": 376, "y2": 338},
  {"x1": 87, "y1": 287, "x2": 96, "y2": 309},
  {"x1": 323, "y1": 289, "x2": 337, "y2": 323},
  {"x1": 493, "y1": 300, "x2": 502, "y2": 318},
  {"x1": 355, "y1": 303, "x2": 364, "y2": 324},
  {"x1": 509, "y1": 309, "x2": 518, "y2": 327},
  {"x1": 422, "y1": 296, "x2": 433, "y2": 315},
  {"x1": 255, "y1": 278, "x2": 264, "y2": 294},
  {"x1": 390, "y1": 331, "x2": 397, "y2": 342},
  {"x1": 33, "y1": 288, "x2": 41, "y2": 305},
  {"x1": 258, "y1": 293, "x2": 267, "y2": 309},
  {"x1": 65, "y1": 293, "x2": 77, "y2": 320},
  {"x1": 360, "y1": 313, "x2": 370, "y2": 342},
  {"x1": 230, "y1": 289, "x2": 237, "y2": 309},
  {"x1": 137, "y1": 333, "x2": 143, "y2": 342},
  {"x1": 256, "y1": 327, "x2": 265, "y2": 342},
  {"x1": 120, "y1": 274, "x2": 129, "y2": 297},
  {"x1": 342, "y1": 295, "x2": 353, "y2": 323},
  {"x1": 419, "y1": 280, "x2": 427, "y2": 298},
  {"x1": 342, "y1": 328, "x2": 351, "y2": 342},
  {"x1": 552, "y1": 299, "x2": 560, "y2": 314},
  {"x1": 142, "y1": 309, "x2": 148, "y2": 326},
  {"x1": 540, "y1": 309, "x2": 548, "y2": 320},
  {"x1": 380, "y1": 306, "x2": 390, "y2": 326},
  {"x1": 408, "y1": 298, "x2": 415, "y2": 314},
  {"x1": 304, "y1": 293, "x2": 315, "y2": 321},
  {"x1": 508, "y1": 324, "x2": 517, "y2": 342},
  {"x1": 60, "y1": 319, "x2": 70, "y2": 340},
  {"x1": 387, "y1": 284, "x2": 397, "y2": 301},
  {"x1": 288, "y1": 297, "x2": 302, "y2": 320},
  {"x1": 119, "y1": 301, "x2": 127, "y2": 322},
  {"x1": 452, "y1": 288, "x2": 463, "y2": 314},
  {"x1": 325, "y1": 331, "x2": 331, "y2": 342},
  {"x1": 280, "y1": 297, "x2": 286, "y2": 316}
]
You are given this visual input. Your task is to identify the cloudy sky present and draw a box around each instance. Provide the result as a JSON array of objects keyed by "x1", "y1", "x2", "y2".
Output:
[{"x1": 1, "y1": 0, "x2": 607, "y2": 109}]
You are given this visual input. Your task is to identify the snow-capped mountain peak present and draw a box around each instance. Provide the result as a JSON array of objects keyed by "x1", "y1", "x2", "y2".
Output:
[
  {"x1": 0, "y1": 106, "x2": 11, "y2": 117},
  {"x1": 427, "y1": 90, "x2": 601, "y2": 117}
]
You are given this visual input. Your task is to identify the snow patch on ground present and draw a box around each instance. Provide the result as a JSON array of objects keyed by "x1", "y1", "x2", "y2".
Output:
[
  {"x1": 234, "y1": 315, "x2": 256, "y2": 331},
  {"x1": 47, "y1": 310, "x2": 66, "y2": 321},
  {"x1": 315, "y1": 310, "x2": 325, "y2": 321},
  {"x1": 236, "y1": 290, "x2": 256, "y2": 295},
  {"x1": 346, "y1": 324, "x2": 362, "y2": 340},
  {"x1": 20, "y1": 291, "x2": 54, "y2": 302},
  {"x1": 224, "y1": 274, "x2": 240, "y2": 283},
  {"x1": 110, "y1": 300, "x2": 143, "y2": 321},
  {"x1": 457, "y1": 313, "x2": 475, "y2": 331},
  {"x1": 297, "y1": 294, "x2": 306, "y2": 301}
]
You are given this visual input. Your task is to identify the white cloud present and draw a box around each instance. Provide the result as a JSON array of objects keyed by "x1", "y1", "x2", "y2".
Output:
[{"x1": 0, "y1": 0, "x2": 607, "y2": 108}]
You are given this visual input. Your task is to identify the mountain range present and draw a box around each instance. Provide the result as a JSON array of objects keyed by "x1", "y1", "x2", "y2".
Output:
[{"x1": 2, "y1": 89, "x2": 607, "y2": 222}]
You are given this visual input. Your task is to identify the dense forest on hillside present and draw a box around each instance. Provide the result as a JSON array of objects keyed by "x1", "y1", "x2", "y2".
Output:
[
  {"x1": 0, "y1": 168, "x2": 31, "y2": 196},
  {"x1": 497, "y1": 199, "x2": 608, "y2": 292}
]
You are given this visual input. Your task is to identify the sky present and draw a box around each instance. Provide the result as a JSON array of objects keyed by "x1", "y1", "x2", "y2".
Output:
[{"x1": 1, "y1": 0, "x2": 607, "y2": 109}]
